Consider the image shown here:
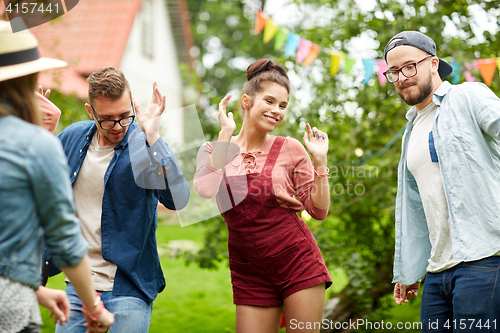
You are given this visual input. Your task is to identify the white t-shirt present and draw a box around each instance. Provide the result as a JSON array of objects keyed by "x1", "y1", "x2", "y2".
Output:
[
  {"x1": 407, "y1": 102, "x2": 457, "y2": 273},
  {"x1": 71, "y1": 133, "x2": 117, "y2": 291}
]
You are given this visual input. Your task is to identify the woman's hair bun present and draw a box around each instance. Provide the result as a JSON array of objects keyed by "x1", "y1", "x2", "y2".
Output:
[{"x1": 246, "y1": 59, "x2": 288, "y2": 82}]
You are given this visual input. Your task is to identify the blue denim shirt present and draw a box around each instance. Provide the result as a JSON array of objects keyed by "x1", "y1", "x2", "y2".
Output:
[
  {"x1": 393, "y1": 81, "x2": 500, "y2": 285},
  {"x1": 0, "y1": 116, "x2": 88, "y2": 289},
  {"x1": 58, "y1": 120, "x2": 190, "y2": 302}
]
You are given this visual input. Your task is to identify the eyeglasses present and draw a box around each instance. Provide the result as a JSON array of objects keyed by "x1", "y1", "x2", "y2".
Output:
[
  {"x1": 383, "y1": 55, "x2": 433, "y2": 83},
  {"x1": 90, "y1": 101, "x2": 136, "y2": 130}
]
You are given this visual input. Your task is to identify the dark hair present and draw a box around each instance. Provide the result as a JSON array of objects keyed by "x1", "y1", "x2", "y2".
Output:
[
  {"x1": 0, "y1": 73, "x2": 41, "y2": 126},
  {"x1": 241, "y1": 59, "x2": 290, "y2": 116},
  {"x1": 87, "y1": 66, "x2": 131, "y2": 105}
]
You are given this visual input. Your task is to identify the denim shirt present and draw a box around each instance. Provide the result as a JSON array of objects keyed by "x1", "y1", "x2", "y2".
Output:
[
  {"x1": 58, "y1": 120, "x2": 190, "y2": 302},
  {"x1": 393, "y1": 81, "x2": 500, "y2": 285},
  {"x1": 0, "y1": 116, "x2": 88, "y2": 289}
]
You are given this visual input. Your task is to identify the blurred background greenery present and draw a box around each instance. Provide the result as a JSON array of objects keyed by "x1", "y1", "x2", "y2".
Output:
[{"x1": 41, "y1": 0, "x2": 500, "y2": 332}]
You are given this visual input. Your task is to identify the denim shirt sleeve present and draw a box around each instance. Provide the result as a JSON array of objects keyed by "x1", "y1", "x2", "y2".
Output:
[
  {"x1": 128, "y1": 127, "x2": 190, "y2": 210},
  {"x1": 27, "y1": 133, "x2": 88, "y2": 269}
]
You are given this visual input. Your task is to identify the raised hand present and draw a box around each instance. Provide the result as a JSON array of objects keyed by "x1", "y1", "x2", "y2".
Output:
[
  {"x1": 218, "y1": 94, "x2": 236, "y2": 141},
  {"x1": 38, "y1": 85, "x2": 51, "y2": 99},
  {"x1": 135, "y1": 82, "x2": 166, "y2": 145},
  {"x1": 303, "y1": 123, "x2": 328, "y2": 159},
  {"x1": 36, "y1": 85, "x2": 61, "y2": 133},
  {"x1": 393, "y1": 282, "x2": 420, "y2": 305}
]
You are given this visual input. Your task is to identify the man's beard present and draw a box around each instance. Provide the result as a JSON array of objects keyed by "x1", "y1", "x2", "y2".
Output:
[{"x1": 398, "y1": 79, "x2": 433, "y2": 106}]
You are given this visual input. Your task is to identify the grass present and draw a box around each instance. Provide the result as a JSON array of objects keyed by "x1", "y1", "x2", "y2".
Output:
[{"x1": 40, "y1": 222, "x2": 420, "y2": 332}]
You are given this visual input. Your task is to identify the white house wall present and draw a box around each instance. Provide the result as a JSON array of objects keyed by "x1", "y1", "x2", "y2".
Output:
[{"x1": 120, "y1": 0, "x2": 184, "y2": 146}]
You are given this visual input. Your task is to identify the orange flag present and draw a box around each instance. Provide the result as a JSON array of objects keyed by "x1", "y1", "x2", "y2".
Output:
[
  {"x1": 254, "y1": 10, "x2": 268, "y2": 35},
  {"x1": 303, "y1": 44, "x2": 321, "y2": 66},
  {"x1": 477, "y1": 59, "x2": 496, "y2": 86}
]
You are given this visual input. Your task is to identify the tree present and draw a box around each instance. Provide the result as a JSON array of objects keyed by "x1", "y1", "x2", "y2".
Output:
[{"x1": 183, "y1": 0, "x2": 500, "y2": 331}]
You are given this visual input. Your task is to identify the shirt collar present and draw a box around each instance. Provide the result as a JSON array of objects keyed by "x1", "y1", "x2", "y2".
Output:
[{"x1": 432, "y1": 81, "x2": 452, "y2": 107}]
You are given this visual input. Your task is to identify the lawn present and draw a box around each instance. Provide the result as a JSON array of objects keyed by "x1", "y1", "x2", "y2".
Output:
[{"x1": 40, "y1": 221, "x2": 420, "y2": 332}]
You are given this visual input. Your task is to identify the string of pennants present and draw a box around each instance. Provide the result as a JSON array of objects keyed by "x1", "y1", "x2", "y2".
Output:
[{"x1": 254, "y1": 10, "x2": 500, "y2": 87}]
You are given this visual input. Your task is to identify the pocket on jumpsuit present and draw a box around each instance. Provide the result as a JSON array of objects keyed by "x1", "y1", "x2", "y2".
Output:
[
  {"x1": 229, "y1": 258, "x2": 255, "y2": 290},
  {"x1": 268, "y1": 238, "x2": 317, "y2": 283}
]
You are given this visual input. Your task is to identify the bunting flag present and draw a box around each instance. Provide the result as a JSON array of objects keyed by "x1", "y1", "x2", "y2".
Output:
[
  {"x1": 450, "y1": 60, "x2": 461, "y2": 85},
  {"x1": 329, "y1": 51, "x2": 344, "y2": 76},
  {"x1": 464, "y1": 71, "x2": 476, "y2": 82},
  {"x1": 376, "y1": 59, "x2": 388, "y2": 87},
  {"x1": 263, "y1": 19, "x2": 279, "y2": 44},
  {"x1": 252, "y1": 9, "x2": 500, "y2": 88},
  {"x1": 345, "y1": 58, "x2": 356, "y2": 75},
  {"x1": 296, "y1": 39, "x2": 313, "y2": 64},
  {"x1": 274, "y1": 28, "x2": 288, "y2": 51},
  {"x1": 254, "y1": 10, "x2": 267, "y2": 35},
  {"x1": 464, "y1": 62, "x2": 476, "y2": 82},
  {"x1": 362, "y1": 59, "x2": 376, "y2": 85},
  {"x1": 284, "y1": 32, "x2": 301, "y2": 58},
  {"x1": 477, "y1": 59, "x2": 497, "y2": 87},
  {"x1": 303, "y1": 44, "x2": 321, "y2": 66}
]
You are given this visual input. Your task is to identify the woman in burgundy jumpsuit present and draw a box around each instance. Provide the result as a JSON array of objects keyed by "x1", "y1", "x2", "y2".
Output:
[{"x1": 194, "y1": 59, "x2": 331, "y2": 333}]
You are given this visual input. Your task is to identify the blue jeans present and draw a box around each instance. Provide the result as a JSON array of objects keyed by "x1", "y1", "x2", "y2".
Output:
[
  {"x1": 421, "y1": 256, "x2": 500, "y2": 333},
  {"x1": 55, "y1": 283, "x2": 152, "y2": 333}
]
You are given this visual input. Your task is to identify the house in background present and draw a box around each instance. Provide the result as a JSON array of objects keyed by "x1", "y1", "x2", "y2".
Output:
[{"x1": 32, "y1": 0, "x2": 194, "y2": 145}]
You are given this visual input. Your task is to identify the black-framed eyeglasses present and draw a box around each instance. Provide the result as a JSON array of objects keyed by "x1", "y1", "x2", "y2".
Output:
[
  {"x1": 90, "y1": 101, "x2": 136, "y2": 130},
  {"x1": 383, "y1": 55, "x2": 433, "y2": 83}
]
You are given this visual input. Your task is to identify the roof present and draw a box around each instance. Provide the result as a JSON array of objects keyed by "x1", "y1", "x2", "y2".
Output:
[
  {"x1": 31, "y1": 0, "x2": 141, "y2": 98},
  {"x1": 28, "y1": 0, "x2": 193, "y2": 99}
]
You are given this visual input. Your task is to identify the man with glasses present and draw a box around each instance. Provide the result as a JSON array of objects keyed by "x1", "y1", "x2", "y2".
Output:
[
  {"x1": 53, "y1": 66, "x2": 190, "y2": 333},
  {"x1": 384, "y1": 31, "x2": 500, "y2": 332}
]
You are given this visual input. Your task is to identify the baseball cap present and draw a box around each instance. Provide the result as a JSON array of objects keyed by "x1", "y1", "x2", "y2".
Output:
[{"x1": 384, "y1": 31, "x2": 453, "y2": 79}]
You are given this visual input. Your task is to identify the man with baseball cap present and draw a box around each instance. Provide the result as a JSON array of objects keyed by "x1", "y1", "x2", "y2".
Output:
[{"x1": 385, "y1": 31, "x2": 500, "y2": 331}]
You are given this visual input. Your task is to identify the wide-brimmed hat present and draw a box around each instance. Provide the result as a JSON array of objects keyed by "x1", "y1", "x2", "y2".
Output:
[{"x1": 0, "y1": 18, "x2": 67, "y2": 82}]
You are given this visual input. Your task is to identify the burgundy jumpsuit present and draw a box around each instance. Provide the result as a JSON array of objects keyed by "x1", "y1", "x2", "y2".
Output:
[{"x1": 218, "y1": 136, "x2": 332, "y2": 306}]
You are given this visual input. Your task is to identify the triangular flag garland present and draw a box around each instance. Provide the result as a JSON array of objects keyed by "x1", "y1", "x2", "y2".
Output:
[
  {"x1": 274, "y1": 28, "x2": 288, "y2": 51},
  {"x1": 263, "y1": 19, "x2": 279, "y2": 44},
  {"x1": 344, "y1": 58, "x2": 356, "y2": 76},
  {"x1": 284, "y1": 32, "x2": 301, "y2": 58},
  {"x1": 303, "y1": 44, "x2": 321, "y2": 67},
  {"x1": 254, "y1": 10, "x2": 267, "y2": 35},
  {"x1": 477, "y1": 59, "x2": 497, "y2": 87},
  {"x1": 329, "y1": 51, "x2": 344, "y2": 76},
  {"x1": 376, "y1": 59, "x2": 389, "y2": 87},
  {"x1": 252, "y1": 9, "x2": 500, "y2": 87},
  {"x1": 362, "y1": 59, "x2": 376, "y2": 85},
  {"x1": 296, "y1": 39, "x2": 313, "y2": 64},
  {"x1": 450, "y1": 60, "x2": 461, "y2": 85}
]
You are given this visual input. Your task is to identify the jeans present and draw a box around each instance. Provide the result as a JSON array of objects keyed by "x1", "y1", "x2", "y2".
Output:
[
  {"x1": 421, "y1": 256, "x2": 500, "y2": 332},
  {"x1": 55, "y1": 283, "x2": 152, "y2": 333}
]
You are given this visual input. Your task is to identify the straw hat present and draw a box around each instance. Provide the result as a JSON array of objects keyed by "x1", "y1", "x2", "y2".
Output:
[{"x1": 0, "y1": 18, "x2": 67, "y2": 82}]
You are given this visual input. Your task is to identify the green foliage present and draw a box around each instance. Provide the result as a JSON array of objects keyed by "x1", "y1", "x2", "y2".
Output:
[{"x1": 184, "y1": 0, "x2": 500, "y2": 325}]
